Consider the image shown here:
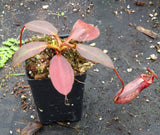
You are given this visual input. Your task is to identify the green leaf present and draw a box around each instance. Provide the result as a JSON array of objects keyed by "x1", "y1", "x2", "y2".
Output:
[
  {"x1": 61, "y1": 12, "x2": 65, "y2": 16},
  {"x1": 2, "y1": 41, "x2": 13, "y2": 46},
  {"x1": 8, "y1": 38, "x2": 17, "y2": 43},
  {"x1": 7, "y1": 50, "x2": 14, "y2": 57},
  {"x1": 0, "y1": 46, "x2": 11, "y2": 51},
  {"x1": 0, "y1": 55, "x2": 8, "y2": 63},
  {"x1": 0, "y1": 38, "x2": 22, "y2": 68},
  {"x1": 0, "y1": 62, "x2": 5, "y2": 68},
  {"x1": 10, "y1": 46, "x2": 20, "y2": 51},
  {"x1": 15, "y1": 40, "x2": 25, "y2": 45}
]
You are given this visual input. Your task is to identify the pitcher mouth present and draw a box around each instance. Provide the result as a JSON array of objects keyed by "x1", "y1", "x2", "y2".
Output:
[
  {"x1": 147, "y1": 68, "x2": 158, "y2": 79},
  {"x1": 140, "y1": 74, "x2": 153, "y2": 84}
]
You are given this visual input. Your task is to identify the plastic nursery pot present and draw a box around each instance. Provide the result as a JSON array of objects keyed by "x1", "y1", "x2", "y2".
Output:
[
  {"x1": 25, "y1": 34, "x2": 86, "y2": 125},
  {"x1": 27, "y1": 73, "x2": 86, "y2": 125}
]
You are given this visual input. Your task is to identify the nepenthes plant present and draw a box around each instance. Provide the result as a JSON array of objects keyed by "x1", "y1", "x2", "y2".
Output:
[{"x1": 13, "y1": 20, "x2": 158, "y2": 104}]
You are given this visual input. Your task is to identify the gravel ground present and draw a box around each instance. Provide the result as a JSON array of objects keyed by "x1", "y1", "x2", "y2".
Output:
[{"x1": 0, "y1": 0, "x2": 160, "y2": 135}]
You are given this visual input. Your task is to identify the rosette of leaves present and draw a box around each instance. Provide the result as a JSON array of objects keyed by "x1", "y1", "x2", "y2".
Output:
[
  {"x1": 13, "y1": 20, "x2": 158, "y2": 104},
  {"x1": 13, "y1": 20, "x2": 114, "y2": 98},
  {"x1": 0, "y1": 38, "x2": 24, "y2": 68}
]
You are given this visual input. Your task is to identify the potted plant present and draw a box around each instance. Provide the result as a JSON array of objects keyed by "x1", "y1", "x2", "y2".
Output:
[{"x1": 13, "y1": 20, "x2": 158, "y2": 124}]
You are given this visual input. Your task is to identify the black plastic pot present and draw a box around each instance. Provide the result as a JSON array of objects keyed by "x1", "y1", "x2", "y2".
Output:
[
  {"x1": 27, "y1": 73, "x2": 86, "y2": 125},
  {"x1": 26, "y1": 34, "x2": 86, "y2": 125}
]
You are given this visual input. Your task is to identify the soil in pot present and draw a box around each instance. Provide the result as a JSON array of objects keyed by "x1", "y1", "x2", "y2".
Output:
[{"x1": 25, "y1": 35, "x2": 94, "y2": 79}]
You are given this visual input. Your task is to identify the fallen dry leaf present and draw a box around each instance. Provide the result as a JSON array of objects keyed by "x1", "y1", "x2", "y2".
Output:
[
  {"x1": 21, "y1": 121, "x2": 42, "y2": 135},
  {"x1": 16, "y1": 128, "x2": 21, "y2": 133},
  {"x1": 134, "y1": 0, "x2": 146, "y2": 6},
  {"x1": 136, "y1": 26, "x2": 157, "y2": 39}
]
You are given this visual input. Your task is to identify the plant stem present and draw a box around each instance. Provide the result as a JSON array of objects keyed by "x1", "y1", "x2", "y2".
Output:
[
  {"x1": 65, "y1": 95, "x2": 70, "y2": 106},
  {"x1": 113, "y1": 68, "x2": 125, "y2": 102},
  {"x1": 20, "y1": 26, "x2": 25, "y2": 47},
  {"x1": 53, "y1": 35, "x2": 62, "y2": 47}
]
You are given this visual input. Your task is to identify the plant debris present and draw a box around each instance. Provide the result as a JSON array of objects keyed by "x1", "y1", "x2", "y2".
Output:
[
  {"x1": 155, "y1": 45, "x2": 160, "y2": 53},
  {"x1": 12, "y1": 83, "x2": 31, "y2": 110},
  {"x1": 56, "y1": 122, "x2": 80, "y2": 131},
  {"x1": 0, "y1": 73, "x2": 25, "y2": 88},
  {"x1": 134, "y1": 0, "x2": 146, "y2": 6},
  {"x1": 136, "y1": 26, "x2": 157, "y2": 39},
  {"x1": 21, "y1": 121, "x2": 42, "y2": 135}
]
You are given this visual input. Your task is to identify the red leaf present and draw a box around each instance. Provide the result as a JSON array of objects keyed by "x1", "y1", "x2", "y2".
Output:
[
  {"x1": 25, "y1": 20, "x2": 58, "y2": 35},
  {"x1": 66, "y1": 20, "x2": 100, "y2": 42},
  {"x1": 114, "y1": 68, "x2": 158, "y2": 104},
  {"x1": 49, "y1": 55, "x2": 74, "y2": 95},
  {"x1": 13, "y1": 42, "x2": 47, "y2": 67},
  {"x1": 77, "y1": 44, "x2": 114, "y2": 69}
]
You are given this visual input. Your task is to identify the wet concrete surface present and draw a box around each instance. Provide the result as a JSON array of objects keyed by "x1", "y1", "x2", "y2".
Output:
[{"x1": 0, "y1": 0, "x2": 160, "y2": 135}]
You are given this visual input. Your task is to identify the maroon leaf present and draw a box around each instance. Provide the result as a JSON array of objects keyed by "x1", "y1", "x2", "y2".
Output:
[
  {"x1": 13, "y1": 42, "x2": 47, "y2": 67},
  {"x1": 77, "y1": 44, "x2": 114, "y2": 69},
  {"x1": 66, "y1": 19, "x2": 100, "y2": 42},
  {"x1": 49, "y1": 55, "x2": 74, "y2": 95},
  {"x1": 25, "y1": 20, "x2": 58, "y2": 35},
  {"x1": 114, "y1": 68, "x2": 158, "y2": 104}
]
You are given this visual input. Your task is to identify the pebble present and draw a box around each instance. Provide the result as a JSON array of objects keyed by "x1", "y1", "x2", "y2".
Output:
[
  {"x1": 103, "y1": 49, "x2": 108, "y2": 54},
  {"x1": 93, "y1": 68, "x2": 99, "y2": 72},
  {"x1": 127, "y1": 5, "x2": 130, "y2": 9},
  {"x1": 99, "y1": 116, "x2": 103, "y2": 120},
  {"x1": 90, "y1": 2, "x2": 94, "y2": 7},
  {"x1": 154, "y1": 13, "x2": 158, "y2": 17},
  {"x1": 30, "y1": 115, "x2": 36, "y2": 119},
  {"x1": 90, "y1": 42, "x2": 96, "y2": 47},
  {"x1": 86, "y1": 9, "x2": 91, "y2": 14},
  {"x1": 21, "y1": 95, "x2": 27, "y2": 100},
  {"x1": 9, "y1": 130, "x2": 13, "y2": 134},
  {"x1": 150, "y1": 54, "x2": 157, "y2": 60},
  {"x1": 101, "y1": 81, "x2": 105, "y2": 84},
  {"x1": 113, "y1": 57, "x2": 117, "y2": 61},
  {"x1": 150, "y1": 45, "x2": 155, "y2": 48},
  {"x1": 20, "y1": 3, "x2": 24, "y2": 6},
  {"x1": 71, "y1": 3, "x2": 74, "y2": 6},
  {"x1": 114, "y1": 116, "x2": 119, "y2": 121},
  {"x1": 149, "y1": 1, "x2": 154, "y2": 5},
  {"x1": 73, "y1": 8, "x2": 78, "y2": 13},
  {"x1": 149, "y1": 13, "x2": 153, "y2": 18},
  {"x1": 146, "y1": 99, "x2": 150, "y2": 103},
  {"x1": 42, "y1": 5, "x2": 49, "y2": 10},
  {"x1": 127, "y1": 68, "x2": 132, "y2": 72},
  {"x1": 157, "y1": 41, "x2": 160, "y2": 45},
  {"x1": 81, "y1": 13, "x2": 85, "y2": 18},
  {"x1": 29, "y1": 71, "x2": 32, "y2": 74}
]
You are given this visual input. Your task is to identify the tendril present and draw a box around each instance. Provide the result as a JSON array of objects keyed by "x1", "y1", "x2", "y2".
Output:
[{"x1": 113, "y1": 68, "x2": 125, "y2": 102}]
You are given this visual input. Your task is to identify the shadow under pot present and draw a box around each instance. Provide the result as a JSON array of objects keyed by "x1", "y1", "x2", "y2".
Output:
[{"x1": 27, "y1": 73, "x2": 86, "y2": 125}]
